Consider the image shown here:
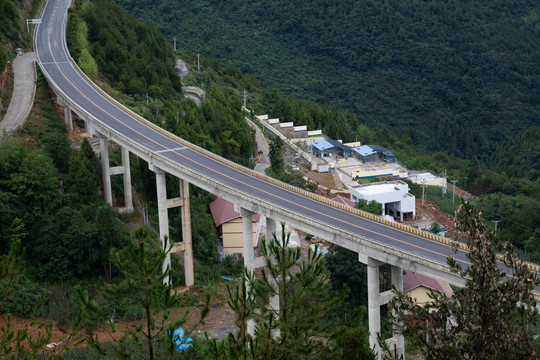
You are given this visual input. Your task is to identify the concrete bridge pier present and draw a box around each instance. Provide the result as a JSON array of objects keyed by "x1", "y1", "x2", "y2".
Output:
[
  {"x1": 57, "y1": 96, "x2": 73, "y2": 130},
  {"x1": 108, "y1": 146, "x2": 133, "y2": 212},
  {"x1": 364, "y1": 255, "x2": 405, "y2": 360},
  {"x1": 179, "y1": 179, "x2": 194, "y2": 287},
  {"x1": 265, "y1": 218, "x2": 280, "y2": 313},
  {"x1": 390, "y1": 265, "x2": 405, "y2": 357},
  {"x1": 63, "y1": 105, "x2": 73, "y2": 130},
  {"x1": 152, "y1": 167, "x2": 194, "y2": 287},
  {"x1": 241, "y1": 208, "x2": 257, "y2": 336},
  {"x1": 154, "y1": 168, "x2": 171, "y2": 283},
  {"x1": 98, "y1": 133, "x2": 113, "y2": 206},
  {"x1": 367, "y1": 257, "x2": 382, "y2": 359}
]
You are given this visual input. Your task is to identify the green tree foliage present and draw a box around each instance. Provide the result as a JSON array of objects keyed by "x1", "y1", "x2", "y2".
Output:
[
  {"x1": 95, "y1": 204, "x2": 130, "y2": 281},
  {"x1": 356, "y1": 199, "x2": 383, "y2": 215},
  {"x1": 268, "y1": 136, "x2": 285, "y2": 175},
  {"x1": 0, "y1": 139, "x2": 61, "y2": 253},
  {"x1": 76, "y1": 226, "x2": 208, "y2": 360},
  {"x1": 325, "y1": 245, "x2": 368, "y2": 308},
  {"x1": 68, "y1": 0, "x2": 180, "y2": 98},
  {"x1": 116, "y1": 0, "x2": 539, "y2": 163},
  {"x1": 385, "y1": 201, "x2": 540, "y2": 360},
  {"x1": 493, "y1": 126, "x2": 540, "y2": 182},
  {"x1": 68, "y1": 137, "x2": 99, "y2": 202},
  {"x1": 206, "y1": 225, "x2": 374, "y2": 359},
  {"x1": 0, "y1": 238, "x2": 52, "y2": 359}
]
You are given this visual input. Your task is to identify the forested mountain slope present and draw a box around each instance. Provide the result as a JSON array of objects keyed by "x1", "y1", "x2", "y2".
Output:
[{"x1": 114, "y1": 0, "x2": 539, "y2": 163}]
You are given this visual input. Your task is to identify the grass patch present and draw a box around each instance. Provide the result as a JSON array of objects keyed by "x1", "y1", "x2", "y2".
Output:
[{"x1": 407, "y1": 181, "x2": 460, "y2": 215}]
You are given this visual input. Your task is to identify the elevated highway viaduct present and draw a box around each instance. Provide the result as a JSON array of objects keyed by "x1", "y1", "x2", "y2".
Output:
[{"x1": 34, "y1": 0, "x2": 539, "y2": 357}]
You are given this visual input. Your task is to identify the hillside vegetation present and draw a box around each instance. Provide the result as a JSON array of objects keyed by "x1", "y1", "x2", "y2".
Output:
[{"x1": 115, "y1": 0, "x2": 539, "y2": 163}]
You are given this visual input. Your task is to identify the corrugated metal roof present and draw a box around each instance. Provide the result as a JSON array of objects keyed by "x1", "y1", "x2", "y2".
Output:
[
  {"x1": 353, "y1": 145, "x2": 376, "y2": 156},
  {"x1": 312, "y1": 139, "x2": 334, "y2": 151},
  {"x1": 327, "y1": 139, "x2": 352, "y2": 151}
]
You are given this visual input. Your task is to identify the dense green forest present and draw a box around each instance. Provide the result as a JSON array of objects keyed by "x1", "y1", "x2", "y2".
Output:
[
  {"x1": 67, "y1": 0, "x2": 256, "y2": 166},
  {"x1": 114, "y1": 0, "x2": 539, "y2": 163}
]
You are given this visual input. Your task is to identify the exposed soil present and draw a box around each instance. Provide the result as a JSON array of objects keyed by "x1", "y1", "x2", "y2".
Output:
[
  {"x1": 406, "y1": 199, "x2": 457, "y2": 238},
  {"x1": 6, "y1": 280, "x2": 241, "y2": 356}
]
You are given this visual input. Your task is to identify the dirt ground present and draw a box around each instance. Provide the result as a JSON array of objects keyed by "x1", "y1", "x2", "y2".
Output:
[
  {"x1": 405, "y1": 199, "x2": 457, "y2": 238},
  {"x1": 4, "y1": 280, "x2": 241, "y2": 356}
]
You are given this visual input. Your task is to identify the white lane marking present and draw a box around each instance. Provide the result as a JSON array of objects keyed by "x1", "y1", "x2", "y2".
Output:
[{"x1": 155, "y1": 146, "x2": 187, "y2": 154}]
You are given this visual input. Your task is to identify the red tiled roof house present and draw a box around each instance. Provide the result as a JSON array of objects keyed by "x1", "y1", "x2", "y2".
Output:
[{"x1": 209, "y1": 198, "x2": 260, "y2": 256}]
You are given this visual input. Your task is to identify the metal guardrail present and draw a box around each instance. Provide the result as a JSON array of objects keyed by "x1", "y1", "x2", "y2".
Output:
[{"x1": 34, "y1": 0, "x2": 540, "y2": 277}]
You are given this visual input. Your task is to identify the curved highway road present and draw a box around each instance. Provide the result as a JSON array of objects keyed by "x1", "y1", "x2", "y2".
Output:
[{"x1": 35, "y1": 0, "x2": 538, "y2": 294}]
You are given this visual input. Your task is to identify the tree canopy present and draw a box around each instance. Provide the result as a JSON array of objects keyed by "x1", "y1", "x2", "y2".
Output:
[{"x1": 386, "y1": 201, "x2": 540, "y2": 360}]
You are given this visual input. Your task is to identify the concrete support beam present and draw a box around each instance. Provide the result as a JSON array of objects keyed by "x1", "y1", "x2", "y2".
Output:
[
  {"x1": 99, "y1": 135, "x2": 113, "y2": 206},
  {"x1": 391, "y1": 265, "x2": 405, "y2": 358},
  {"x1": 180, "y1": 179, "x2": 194, "y2": 288},
  {"x1": 63, "y1": 105, "x2": 73, "y2": 130},
  {"x1": 155, "y1": 169, "x2": 171, "y2": 284},
  {"x1": 367, "y1": 258, "x2": 382, "y2": 360}
]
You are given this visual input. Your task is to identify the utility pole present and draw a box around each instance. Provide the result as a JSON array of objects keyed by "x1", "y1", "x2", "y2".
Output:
[
  {"x1": 442, "y1": 169, "x2": 447, "y2": 197},
  {"x1": 243, "y1": 90, "x2": 248, "y2": 108},
  {"x1": 492, "y1": 220, "x2": 500, "y2": 232},
  {"x1": 173, "y1": 37, "x2": 176, "y2": 51},
  {"x1": 197, "y1": 53, "x2": 200, "y2": 72},
  {"x1": 421, "y1": 180, "x2": 427, "y2": 206},
  {"x1": 451, "y1": 180, "x2": 458, "y2": 203}
]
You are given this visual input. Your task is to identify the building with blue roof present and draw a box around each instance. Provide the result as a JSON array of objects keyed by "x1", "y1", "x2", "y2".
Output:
[
  {"x1": 353, "y1": 145, "x2": 396, "y2": 163},
  {"x1": 311, "y1": 139, "x2": 335, "y2": 158}
]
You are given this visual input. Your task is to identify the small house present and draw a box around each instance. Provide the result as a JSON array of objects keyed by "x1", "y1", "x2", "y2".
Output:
[
  {"x1": 209, "y1": 198, "x2": 260, "y2": 256},
  {"x1": 353, "y1": 145, "x2": 377, "y2": 162},
  {"x1": 327, "y1": 140, "x2": 353, "y2": 158},
  {"x1": 311, "y1": 139, "x2": 335, "y2": 158},
  {"x1": 317, "y1": 162, "x2": 329, "y2": 173},
  {"x1": 348, "y1": 180, "x2": 415, "y2": 221},
  {"x1": 403, "y1": 271, "x2": 453, "y2": 307}
]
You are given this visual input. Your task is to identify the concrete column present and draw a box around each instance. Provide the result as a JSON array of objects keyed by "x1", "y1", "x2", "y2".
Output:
[
  {"x1": 265, "y1": 217, "x2": 280, "y2": 325},
  {"x1": 180, "y1": 179, "x2": 194, "y2": 287},
  {"x1": 367, "y1": 258, "x2": 382, "y2": 360},
  {"x1": 63, "y1": 105, "x2": 73, "y2": 130},
  {"x1": 266, "y1": 217, "x2": 276, "y2": 243},
  {"x1": 121, "y1": 146, "x2": 133, "y2": 211},
  {"x1": 391, "y1": 265, "x2": 405, "y2": 358},
  {"x1": 155, "y1": 169, "x2": 171, "y2": 283},
  {"x1": 241, "y1": 208, "x2": 255, "y2": 269},
  {"x1": 241, "y1": 208, "x2": 256, "y2": 336},
  {"x1": 99, "y1": 135, "x2": 112, "y2": 206}
]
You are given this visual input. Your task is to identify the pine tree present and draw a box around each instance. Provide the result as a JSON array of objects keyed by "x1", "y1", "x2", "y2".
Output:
[
  {"x1": 207, "y1": 224, "x2": 375, "y2": 359},
  {"x1": 384, "y1": 201, "x2": 540, "y2": 360}
]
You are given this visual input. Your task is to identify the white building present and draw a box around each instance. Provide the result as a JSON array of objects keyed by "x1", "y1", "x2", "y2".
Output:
[{"x1": 349, "y1": 180, "x2": 415, "y2": 222}]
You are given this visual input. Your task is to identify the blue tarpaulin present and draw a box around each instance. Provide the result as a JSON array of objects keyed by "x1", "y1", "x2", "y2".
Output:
[{"x1": 172, "y1": 327, "x2": 193, "y2": 353}]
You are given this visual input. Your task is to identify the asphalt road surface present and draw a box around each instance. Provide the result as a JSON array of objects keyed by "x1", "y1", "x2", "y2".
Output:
[{"x1": 35, "y1": 0, "x2": 539, "y2": 295}]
